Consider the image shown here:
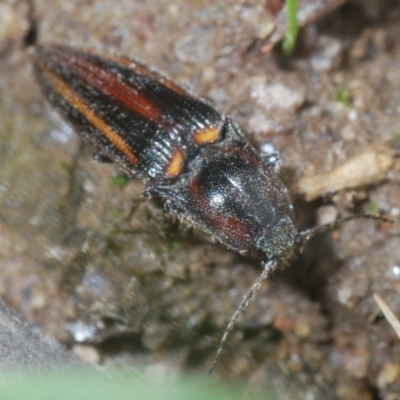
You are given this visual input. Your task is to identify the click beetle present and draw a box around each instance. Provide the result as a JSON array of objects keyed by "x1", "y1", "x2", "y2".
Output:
[{"x1": 32, "y1": 44, "x2": 389, "y2": 374}]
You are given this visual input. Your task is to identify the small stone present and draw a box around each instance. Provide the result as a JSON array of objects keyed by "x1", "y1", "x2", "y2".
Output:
[
  {"x1": 250, "y1": 81, "x2": 305, "y2": 112},
  {"x1": 377, "y1": 363, "x2": 400, "y2": 389},
  {"x1": 72, "y1": 344, "x2": 101, "y2": 364},
  {"x1": 310, "y1": 36, "x2": 342, "y2": 72},
  {"x1": 337, "y1": 286, "x2": 354, "y2": 308},
  {"x1": 316, "y1": 205, "x2": 338, "y2": 226},
  {"x1": 31, "y1": 290, "x2": 47, "y2": 309},
  {"x1": 295, "y1": 320, "x2": 311, "y2": 338},
  {"x1": 341, "y1": 125, "x2": 356, "y2": 142}
]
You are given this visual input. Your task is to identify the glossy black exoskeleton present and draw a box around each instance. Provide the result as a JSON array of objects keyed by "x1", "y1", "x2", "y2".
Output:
[
  {"x1": 32, "y1": 44, "x2": 389, "y2": 374},
  {"x1": 33, "y1": 45, "x2": 297, "y2": 260}
]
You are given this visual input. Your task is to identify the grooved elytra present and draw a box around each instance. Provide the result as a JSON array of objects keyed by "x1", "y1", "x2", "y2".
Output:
[{"x1": 38, "y1": 60, "x2": 139, "y2": 167}]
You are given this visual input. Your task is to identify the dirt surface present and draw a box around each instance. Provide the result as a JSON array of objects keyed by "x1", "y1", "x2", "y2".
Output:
[{"x1": 0, "y1": 0, "x2": 400, "y2": 399}]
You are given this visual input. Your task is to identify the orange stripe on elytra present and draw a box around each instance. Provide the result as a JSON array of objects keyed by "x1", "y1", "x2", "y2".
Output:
[
  {"x1": 193, "y1": 126, "x2": 221, "y2": 145},
  {"x1": 166, "y1": 148, "x2": 184, "y2": 178},
  {"x1": 39, "y1": 63, "x2": 138, "y2": 166}
]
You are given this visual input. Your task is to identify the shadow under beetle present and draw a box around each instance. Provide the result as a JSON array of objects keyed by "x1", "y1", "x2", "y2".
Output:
[{"x1": 32, "y1": 44, "x2": 390, "y2": 375}]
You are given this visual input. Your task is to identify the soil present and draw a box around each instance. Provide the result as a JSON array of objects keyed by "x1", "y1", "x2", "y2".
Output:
[{"x1": 0, "y1": 0, "x2": 399, "y2": 399}]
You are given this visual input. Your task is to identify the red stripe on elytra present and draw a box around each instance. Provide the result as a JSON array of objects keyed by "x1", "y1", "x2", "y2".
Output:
[{"x1": 47, "y1": 49, "x2": 172, "y2": 130}]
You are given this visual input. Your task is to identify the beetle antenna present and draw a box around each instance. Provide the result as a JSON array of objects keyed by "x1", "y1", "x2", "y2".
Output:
[
  {"x1": 295, "y1": 213, "x2": 393, "y2": 253},
  {"x1": 208, "y1": 258, "x2": 278, "y2": 376}
]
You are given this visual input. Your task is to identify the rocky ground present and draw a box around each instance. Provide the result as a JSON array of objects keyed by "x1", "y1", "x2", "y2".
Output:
[{"x1": 0, "y1": 1, "x2": 399, "y2": 399}]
